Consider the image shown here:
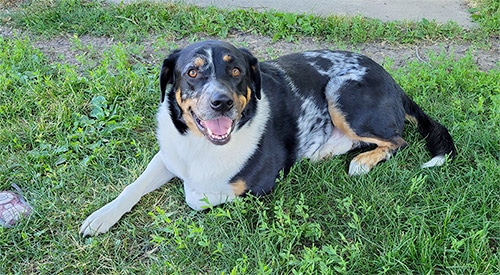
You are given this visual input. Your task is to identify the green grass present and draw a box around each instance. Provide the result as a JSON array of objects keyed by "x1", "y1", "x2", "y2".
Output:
[
  {"x1": 3, "y1": 0, "x2": 498, "y2": 43},
  {"x1": 469, "y1": 0, "x2": 500, "y2": 35},
  {"x1": 1, "y1": 0, "x2": 500, "y2": 274}
]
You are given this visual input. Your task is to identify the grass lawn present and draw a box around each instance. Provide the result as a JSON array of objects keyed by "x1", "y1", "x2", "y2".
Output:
[{"x1": 1, "y1": 0, "x2": 499, "y2": 273}]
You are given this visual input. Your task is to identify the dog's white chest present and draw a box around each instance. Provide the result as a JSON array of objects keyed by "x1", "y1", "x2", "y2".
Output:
[{"x1": 156, "y1": 97, "x2": 269, "y2": 194}]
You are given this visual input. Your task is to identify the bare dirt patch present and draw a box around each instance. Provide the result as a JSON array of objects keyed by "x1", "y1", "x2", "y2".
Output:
[{"x1": 2, "y1": 25, "x2": 499, "y2": 71}]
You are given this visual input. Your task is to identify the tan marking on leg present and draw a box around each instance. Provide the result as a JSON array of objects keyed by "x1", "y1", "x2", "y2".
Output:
[
  {"x1": 175, "y1": 89, "x2": 203, "y2": 137},
  {"x1": 352, "y1": 146, "x2": 393, "y2": 170},
  {"x1": 328, "y1": 103, "x2": 408, "y2": 175},
  {"x1": 231, "y1": 179, "x2": 247, "y2": 196},
  {"x1": 328, "y1": 105, "x2": 393, "y2": 147},
  {"x1": 349, "y1": 138, "x2": 407, "y2": 175}
]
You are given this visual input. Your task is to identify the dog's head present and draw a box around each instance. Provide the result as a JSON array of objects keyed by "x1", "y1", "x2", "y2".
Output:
[{"x1": 160, "y1": 40, "x2": 262, "y2": 145}]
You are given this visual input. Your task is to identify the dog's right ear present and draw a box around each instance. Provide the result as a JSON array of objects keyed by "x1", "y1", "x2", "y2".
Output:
[{"x1": 160, "y1": 49, "x2": 181, "y2": 103}]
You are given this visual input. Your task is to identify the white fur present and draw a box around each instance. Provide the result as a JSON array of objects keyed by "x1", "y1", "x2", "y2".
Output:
[
  {"x1": 302, "y1": 51, "x2": 367, "y2": 79},
  {"x1": 79, "y1": 49, "x2": 447, "y2": 236},
  {"x1": 421, "y1": 155, "x2": 446, "y2": 168},
  {"x1": 348, "y1": 159, "x2": 371, "y2": 176},
  {"x1": 308, "y1": 128, "x2": 356, "y2": 161},
  {"x1": 295, "y1": 97, "x2": 334, "y2": 158},
  {"x1": 80, "y1": 92, "x2": 269, "y2": 236},
  {"x1": 268, "y1": 61, "x2": 356, "y2": 162},
  {"x1": 157, "y1": 92, "x2": 269, "y2": 209},
  {"x1": 80, "y1": 153, "x2": 174, "y2": 236}
]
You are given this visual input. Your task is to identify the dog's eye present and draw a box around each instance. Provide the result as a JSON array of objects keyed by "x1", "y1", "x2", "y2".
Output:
[
  {"x1": 231, "y1": 68, "x2": 241, "y2": 77},
  {"x1": 188, "y1": 69, "x2": 198, "y2": 78}
]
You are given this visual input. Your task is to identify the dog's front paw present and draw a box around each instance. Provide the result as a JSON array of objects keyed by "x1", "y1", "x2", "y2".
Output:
[{"x1": 80, "y1": 203, "x2": 123, "y2": 237}]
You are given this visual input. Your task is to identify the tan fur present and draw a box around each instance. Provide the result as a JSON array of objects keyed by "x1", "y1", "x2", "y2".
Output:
[
  {"x1": 231, "y1": 179, "x2": 247, "y2": 196},
  {"x1": 194, "y1": 57, "x2": 205, "y2": 67},
  {"x1": 328, "y1": 105, "x2": 395, "y2": 147},
  {"x1": 175, "y1": 89, "x2": 203, "y2": 137}
]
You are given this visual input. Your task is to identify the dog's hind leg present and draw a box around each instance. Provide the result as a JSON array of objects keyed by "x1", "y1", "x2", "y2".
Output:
[
  {"x1": 80, "y1": 153, "x2": 174, "y2": 236},
  {"x1": 348, "y1": 137, "x2": 407, "y2": 175},
  {"x1": 327, "y1": 95, "x2": 408, "y2": 176}
]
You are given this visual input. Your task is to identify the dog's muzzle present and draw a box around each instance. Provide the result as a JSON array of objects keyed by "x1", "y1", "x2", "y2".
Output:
[
  {"x1": 194, "y1": 89, "x2": 237, "y2": 145},
  {"x1": 192, "y1": 112, "x2": 234, "y2": 145}
]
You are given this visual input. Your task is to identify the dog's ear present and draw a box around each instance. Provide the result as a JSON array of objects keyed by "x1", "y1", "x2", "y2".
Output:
[
  {"x1": 160, "y1": 49, "x2": 181, "y2": 103},
  {"x1": 239, "y1": 48, "x2": 262, "y2": 100}
]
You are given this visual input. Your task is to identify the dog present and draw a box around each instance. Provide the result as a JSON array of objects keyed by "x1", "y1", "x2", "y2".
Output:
[{"x1": 80, "y1": 40, "x2": 456, "y2": 236}]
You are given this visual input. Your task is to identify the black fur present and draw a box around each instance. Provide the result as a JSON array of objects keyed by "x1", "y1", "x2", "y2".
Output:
[
  {"x1": 161, "y1": 41, "x2": 456, "y2": 196},
  {"x1": 79, "y1": 41, "x2": 458, "y2": 237}
]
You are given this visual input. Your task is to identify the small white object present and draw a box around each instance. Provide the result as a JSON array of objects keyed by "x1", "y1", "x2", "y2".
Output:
[
  {"x1": 0, "y1": 190, "x2": 32, "y2": 228},
  {"x1": 421, "y1": 155, "x2": 446, "y2": 168}
]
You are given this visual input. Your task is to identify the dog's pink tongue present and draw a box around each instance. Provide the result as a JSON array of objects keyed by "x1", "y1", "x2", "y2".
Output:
[{"x1": 204, "y1": 117, "x2": 232, "y2": 136}]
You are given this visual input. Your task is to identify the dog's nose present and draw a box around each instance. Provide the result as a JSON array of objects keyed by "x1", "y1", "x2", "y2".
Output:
[{"x1": 210, "y1": 93, "x2": 234, "y2": 112}]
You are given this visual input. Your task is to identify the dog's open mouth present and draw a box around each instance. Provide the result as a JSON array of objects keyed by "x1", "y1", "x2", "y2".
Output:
[{"x1": 192, "y1": 112, "x2": 233, "y2": 145}]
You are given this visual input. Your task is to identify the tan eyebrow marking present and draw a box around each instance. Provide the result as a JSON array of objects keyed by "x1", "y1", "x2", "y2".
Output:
[{"x1": 194, "y1": 57, "x2": 205, "y2": 67}]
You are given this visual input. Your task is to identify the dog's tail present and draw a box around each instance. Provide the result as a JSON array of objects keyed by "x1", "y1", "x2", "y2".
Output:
[{"x1": 402, "y1": 93, "x2": 456, "y2": 168}]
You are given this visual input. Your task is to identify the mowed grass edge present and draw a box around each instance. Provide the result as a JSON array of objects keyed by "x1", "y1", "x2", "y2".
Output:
[{"x1": 1, "y1": 0, "x2": 499, "y2": 274}]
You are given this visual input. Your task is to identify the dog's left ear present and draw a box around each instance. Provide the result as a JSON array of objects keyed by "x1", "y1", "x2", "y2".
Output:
[
  {"x1": 239, "y1": 48, "x2": 262, "y2": 100},
  {"x1": 160, "y1": 49, "x2": 181, "y2": 103}
]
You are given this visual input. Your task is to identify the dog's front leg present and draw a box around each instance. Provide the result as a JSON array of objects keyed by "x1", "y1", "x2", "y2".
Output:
[
  {"x1": 183, "y1": 184, "x2": 238, "y2": 211},
  {"x1": 80, "y1": 152, "x2": 174, "y2": 236}
]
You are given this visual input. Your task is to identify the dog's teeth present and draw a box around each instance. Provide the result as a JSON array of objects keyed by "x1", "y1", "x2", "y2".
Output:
[{"x1": 206, "y1": 126, "x2": 231, "y2": 140}]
